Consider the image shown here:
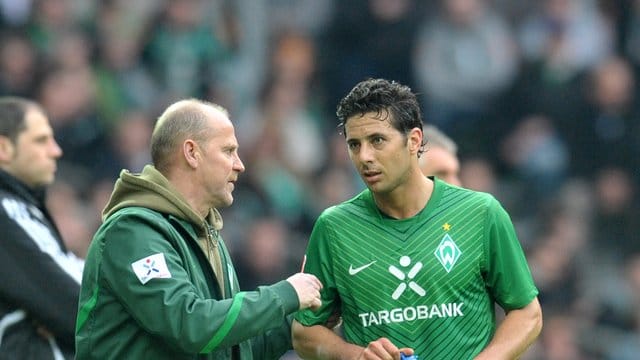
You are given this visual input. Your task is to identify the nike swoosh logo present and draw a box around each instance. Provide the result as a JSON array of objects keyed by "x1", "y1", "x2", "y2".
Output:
[{"x1": 348, "y1": 261, "x2": 376, "y2": 275}]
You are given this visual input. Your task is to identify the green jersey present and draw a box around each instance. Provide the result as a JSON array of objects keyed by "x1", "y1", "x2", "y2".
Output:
[{"x1": 295, "y1": 178, "x2": 538, "y2": 359}]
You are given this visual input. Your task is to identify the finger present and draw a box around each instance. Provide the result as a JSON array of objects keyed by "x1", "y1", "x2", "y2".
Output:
[
  {"x1": 360, "y1": 343, "x2": 385, "y2": 360},
  {"x1": 310, "y1": 296, "x2": 322, "y2": 310},
  {"x1": 310, "y1": 275, "x2": 323, "y2": 289},
  {"x1": 365, "y1": 340, "x2": 390, "y2": 360},
  {"x1": 375, "y1": 338, "x2": 401, "y2": 360},
  {"x1": 398, "y1": 348, "x2": 414, "y2": 357},
  {"x1": 314, "y1": 278, "x2": 323, "y2": 290},
  {"x1": 304, "y1": 274, "x2": 321, "y2": 290},
  {"x1": 378, "y1": 338, "x2": 396, "y2": 352}
]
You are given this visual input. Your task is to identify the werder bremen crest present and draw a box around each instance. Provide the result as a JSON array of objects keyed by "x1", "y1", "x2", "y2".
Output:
[{"x1": 434, "y1": 234, "x2": 461, "y2": 273}]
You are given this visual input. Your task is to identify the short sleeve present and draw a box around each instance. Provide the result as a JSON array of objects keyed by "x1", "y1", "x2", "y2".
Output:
[
  {"x1": 484, "y1": 199, "x2": 539, "y2": 310},
  {"x1": 295, "y1": 214, "x2": 340, "y2": 326}
]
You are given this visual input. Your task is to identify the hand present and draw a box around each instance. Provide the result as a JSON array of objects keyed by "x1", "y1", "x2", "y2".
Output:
[
  {"x1": 356, "y1": 337, "x2": 414, "y2": 360},
  {"x1": 286, "y1": 272, "x2": 323, "y2": 310}
]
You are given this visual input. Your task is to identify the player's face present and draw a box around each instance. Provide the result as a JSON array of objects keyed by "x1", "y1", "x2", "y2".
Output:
[
  {"x1": 1, "y1": 108, "x2": 62, "y2": 188},
  {"x1": 345, "y1": 112, "x2": 416, "y2": 194},
  {"x1": 420, "y1": 147, "x2": 461, "y2": 186},
  {"x1": 197, "y1": 113, "x2": 245, "y2": 209}
]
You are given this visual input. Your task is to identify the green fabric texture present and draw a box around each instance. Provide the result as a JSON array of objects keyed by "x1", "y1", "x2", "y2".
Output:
[{"x1": 76, "y1": 165, "x2": 299, "y2": 359}]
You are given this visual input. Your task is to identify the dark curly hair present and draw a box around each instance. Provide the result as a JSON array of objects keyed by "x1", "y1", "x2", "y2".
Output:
[{"x1": 336, "y1": 79, "x2": 424, "y2": 147}]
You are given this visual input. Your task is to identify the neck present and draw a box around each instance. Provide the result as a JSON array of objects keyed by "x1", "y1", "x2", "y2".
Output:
[
  {"x1": 373, "y1": 173, "x2": 434, "y2": 220},
  {"x1": 166, "y1": 171, "x2": 209, "y2": 218}
]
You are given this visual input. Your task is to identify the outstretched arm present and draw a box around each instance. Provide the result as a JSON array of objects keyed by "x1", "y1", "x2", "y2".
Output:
[
  {"x1": 292, "y1": 320, "x2": 413, "y2": 360},
  {"x1": 293, "y1": 320, "x2": 362, "y2": 360},
  {"x1": 474, "y1": 297, "x2": 543, "y2": 360}
]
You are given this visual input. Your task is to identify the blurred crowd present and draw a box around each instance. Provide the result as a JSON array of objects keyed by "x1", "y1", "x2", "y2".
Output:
[{"x1": 1, "y1": 0, "x2": 639, "y2": 358}]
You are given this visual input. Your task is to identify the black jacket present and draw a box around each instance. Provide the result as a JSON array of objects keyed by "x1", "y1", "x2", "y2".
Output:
[{"x1": 0, "y1": 169, "x2": 82, "y2": 359}]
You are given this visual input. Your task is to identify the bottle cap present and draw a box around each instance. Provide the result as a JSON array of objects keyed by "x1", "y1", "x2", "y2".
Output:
[{"x1": 400, "y1": 352, "x2": 418, "y2": 360}]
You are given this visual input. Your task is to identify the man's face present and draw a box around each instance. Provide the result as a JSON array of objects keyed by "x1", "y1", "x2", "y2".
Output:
[
  {"x1": 0, "y1": 108, "x2": 62, "y2": 188},
  {"x1": 345, "y1": 112, "x2": 416, "y2": 195},
  {"x1": 420, "y1": 147, "x2": 461, "y2": 186},
  {"x1": 197, "y1": 112, "x2": 245, "y2": 209}
]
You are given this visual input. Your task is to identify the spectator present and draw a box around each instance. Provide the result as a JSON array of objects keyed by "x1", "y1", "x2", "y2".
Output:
[
  {"x1": 499, "y1": 114, "x2": 569, "y2": 213},
  {"x1": 573, "y1": 56, "x2": 640, "y2": 177},
  {"x1": 413, "y1": 0, "x2": 518, "y2": 153},
  {"x1": 518, "y1": 0, "x2": 613, "y2": 74},
  {"x1": 320, "y1": 0, "x2": 425, "y2": 113},
  {"x1": 0, "y1": 32, "x2": 40, "y2": 97},
  {"x1": 233, "y1": 216, "x2": 301, "y2": 291}
]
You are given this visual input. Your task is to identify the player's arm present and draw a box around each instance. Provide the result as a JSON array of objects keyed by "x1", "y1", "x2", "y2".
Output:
[
  {"x1": 292, "y1": 320, "x2": 414, "y2": 360},
  {"x1": 480, "y1": 198, "x2": 543, "y2": 358},
  {"x1": 474, "y1": 297, "x2": 542, "y2": 360},
  {"x1": 292, "y1": 319, "x2": 362, "y2": 360}
]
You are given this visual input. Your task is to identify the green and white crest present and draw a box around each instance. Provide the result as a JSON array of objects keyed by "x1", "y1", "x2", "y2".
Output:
[{"x1": 434, "y1": 234, "x2": 461, "y2": 273}]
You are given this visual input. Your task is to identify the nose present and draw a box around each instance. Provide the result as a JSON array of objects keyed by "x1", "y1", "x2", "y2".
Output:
[
  {"x1": 357, "y1": 143, "x2": 375, "y2": 163},
  {"x1": 234, "y1": 154, "x2": 245, "y2": 173},
  {"x1": 50, "y1": 139, "x2": 63, "y2": 158}
]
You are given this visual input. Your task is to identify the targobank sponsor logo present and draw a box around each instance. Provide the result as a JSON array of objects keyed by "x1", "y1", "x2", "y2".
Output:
[
  {"x1": 358, "y1": 303, "x2": 464, "y2": 327},
  {"x1": 358, "y1": 255, "x2": 464, "y2": 327}
]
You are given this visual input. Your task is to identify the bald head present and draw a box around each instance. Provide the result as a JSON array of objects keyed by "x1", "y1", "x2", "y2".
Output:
[
  {"x1": 419, "y1": 125, "x2": 461, "y2": 186},
  {"x1": 151, "y1": 99, "x2": 229, "y2": 173}
]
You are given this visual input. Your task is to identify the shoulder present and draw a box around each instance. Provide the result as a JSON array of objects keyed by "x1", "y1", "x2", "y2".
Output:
[
  {"x1": 443, "y1": 183, "x2": 500, "y2": 207},
  {"x1": 436, "y1": 184, "x2": 509, "y2": 224},
  {"x1": 0, "y1": 187, "x2": 29, "y2": 211},
  {"x1": 0, "y1": 190, "x2": 43, "y2": 231},
  {"x1": 318, "y1": 190, "x2": 374, "y2": 221},
  {"x1": 0, "y1": 186, "x2": 11, "y2": 199},
  {"x1": 97, "y1": 207, "x2": 176, "y2": 243},
  {"x1": 0, "y1": 190, "x2": 19, "y2": 216},
  {"x1": 105, "y1": 206, "x2": 166, "y2": 223},
  {"x1": 89, "y1": 207, "x2": 183, "y2": 263}
]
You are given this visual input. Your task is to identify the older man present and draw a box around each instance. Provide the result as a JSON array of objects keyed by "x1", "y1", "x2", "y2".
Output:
[
  {"x1": 76, "y1": 99, "x2": 323, "y2": 359},
  {"x1": 419, "y1": 124, "x2": 462, "y2": 186}
]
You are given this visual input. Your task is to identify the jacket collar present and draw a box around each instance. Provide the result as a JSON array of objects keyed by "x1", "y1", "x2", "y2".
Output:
[{"x1": 0, "y1": 168, "x2": 46, "y2": 206}]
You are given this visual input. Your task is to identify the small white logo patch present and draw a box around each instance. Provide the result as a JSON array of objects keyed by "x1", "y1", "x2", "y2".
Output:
[
  {"x1": 131, "y1": 253, "x2": 172, "y2": 284},
  {"x1": 348, "y1": 261, "x2": 376, "y2": 275}
]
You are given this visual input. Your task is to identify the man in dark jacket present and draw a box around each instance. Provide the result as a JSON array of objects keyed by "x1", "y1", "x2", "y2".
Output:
[
  {"x1": 0, "y1": 96, "x2": 83, "y2": 359},
  {"x1": 75, "y1": 99, "x2": 323, "y2": 359}
]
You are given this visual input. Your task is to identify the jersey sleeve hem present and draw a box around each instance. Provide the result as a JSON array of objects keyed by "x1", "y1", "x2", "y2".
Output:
[{"x1": 500, "y1": 288, "x2": 540, "y2": 311}]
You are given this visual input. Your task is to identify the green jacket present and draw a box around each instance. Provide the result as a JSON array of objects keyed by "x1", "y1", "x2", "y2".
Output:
[{"x1": 76, "y1": 165, "x2": 299, "y2": 359}]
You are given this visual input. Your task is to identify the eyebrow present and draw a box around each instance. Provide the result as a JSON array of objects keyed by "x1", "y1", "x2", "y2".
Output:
[
  {"x1": 222, "y1": 143, "x2": 238, "y2": 151},
  {"x1": 347, "y1": 131, "x2": 386, "y2": 142}
]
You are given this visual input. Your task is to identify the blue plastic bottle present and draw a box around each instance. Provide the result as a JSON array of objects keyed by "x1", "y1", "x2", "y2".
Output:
[{"x1": 400, "y1": 352, "x2": 418, "y2": 360}]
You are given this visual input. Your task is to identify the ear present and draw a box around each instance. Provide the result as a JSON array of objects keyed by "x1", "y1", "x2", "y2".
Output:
[
  {"x1": 0, "y1": 136, "x2": 15, "y2": 163},
  {"x1": 408, "y1": 127, "x2": 423, "y2": 155},
  {"x1": 182, "y1": 139, "x2": 200, "y2": 169}
]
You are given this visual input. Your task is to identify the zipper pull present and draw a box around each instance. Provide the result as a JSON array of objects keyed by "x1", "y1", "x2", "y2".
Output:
[{"x1": 206, "y1": 223, "x2": 219, "y2": 247}]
